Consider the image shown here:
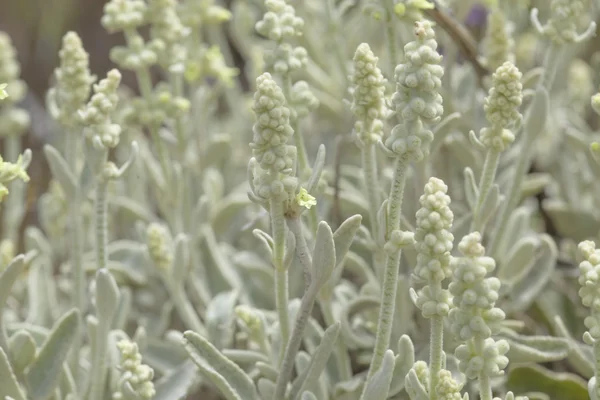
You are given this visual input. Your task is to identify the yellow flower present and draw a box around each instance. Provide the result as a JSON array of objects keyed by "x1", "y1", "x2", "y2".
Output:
[
  {"x1": 0, "y1": 83, "x2": 8, "y2": 100},
  {"x1": 296, "y1": 187, "x2": 316, "y2": 209}
]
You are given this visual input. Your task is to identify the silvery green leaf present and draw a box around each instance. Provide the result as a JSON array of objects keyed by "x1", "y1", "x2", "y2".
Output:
[
  {"x1": 306, "y1": 144, "x2": 326, "y2": 194},
  {"x1": 201, "y1": 225, "x2": 243, "y2": 291},
  {"x1": 333, "y1": 214, "x2": 362, "y2": 268},
  {"x1": 497, "y1": 236, "x2": 537, "y2": 287},
  {"x1": 0, "y1": 255, "x2": 26, "y2": 341},
  {"x1": 523, "y1": 87, "x2": 549, "y2": 140},
  {"x1": 404, "y1": 369, "x2": 429, "y2": 400},
  {"x1": 478, "y1": 183, "x2": 501, "y2": 227},
  {"x1": 113, "y1": 286, "x2": 131, "y2": 331},
  {"x1": 144, "y1": 337, "x2": 189, "y2": 374},
  {"x1": 252, "y1": 229, "x2": 274, "y2": 257},
  {"x1": 203, "y1": 134, "x2": 233, "y2": 169},
  {"x1": 95, "y1": 269, "x2": 120, "y2": 321},
  {"x1": 172, "y1": 234, "x2": 190, "y2": 284},
  {"x1": 212, "y1": 193, "x2": 252, "y2": 235},
  {"x1": 25, "y1": 309, "x2": 80, "y2": 400},
  {"x1": 521, "y1": 173, "x2": 552, "y2": 198},
  {"x1": 495, "y1": 207, "x2": 531, "y2": 257},
  {"x1": 499, "y1": 330, "x2": 569, "y2": 363},
  {"x1": 0, "y1": 347, "x2": 25, "y2": 400},
  {"x1": 206, "y1": 290, "x2": 239, "y2": 349},
  {"x1": 154, "y1": 360, "x2": 199, "y2": 400},
  {"x1": 78, "y1": 161, "x2": 95, "y2": 198},
  {"x1": 300, "y1": 391, "x2": 318, "y2": 400},
  {"x1": 24, "y1": 227, "x2": 52, "y2": 258},
  {"x1": 109, "y1": 196, "x2": 155, "y2": 222},
  {"x1": 221, "y1": 349, "x2": 270, "y2": 365},
  {"x1": 361, "y1": 350, "x2": 395, "y2": 400},
  {"x1": 340, "y1": 295, "x2": 378, "y2": 349},
  {"x1": 333, "y1": 375, "x2": 363, "y2": 399},
  {"x1": 323, "y1": 187, "x2": 369, "y2": 219},
  {"x1": 542, "y1": 200, "x2": 600, "y2": 242},
  {"x1": 507, "y1": 364, "x2": 588, "y2": 400},
  {"x1": 389, "y1": 335, "x2": 415, "y2": 397},
  {"x1": 508, "y1": 234, "x2": 557, "y2": 311},
  {"x1": 311, "y1": 221, "x2": 336, "y2": 286},
  {"x1": 463, "y1": 167, "x2": 478, "y2": 210},
  {"x1": 553, "y1": 316, "x2": 594, "y2": 378},
  {"x1": 291, "y1": 322, "x2": 341, "y2": 399},
  {"x1": 43, "y1": 145, "x2": 77, "y2": 199},
  {"x1": 183, "y1": 331, "x2": 259, "y2": 400},
  {"x1": 446, "y1": 135, "x2": 478, "y2": 169},
  {"x1": 256, "y1": 361, "x2": 278, "y2": 382},
  {"x1": 8, "y1": 330, "x2": 36, "y2": 374},
  {"x1": 257, "y1": 378, "x2": 275, "y2": 400},
  {"x1": 106, "y1": 240, "x2": 149, "y2": 285}
]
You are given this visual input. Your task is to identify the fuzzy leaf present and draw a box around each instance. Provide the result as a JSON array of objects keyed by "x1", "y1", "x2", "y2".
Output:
[
  {"x1": 172, "y1": 234, "x2": 190, "y2": 284},
  {"x1": 0, "y1": 255, "x2": 25, "y2": 313},
  {"x1": 479, "y1": 183, "x2": 501, "y2": 227},
  {"x1": 8, "y1": 330, "x2": 37, "y2": 374},
  {"x1": 95, "y1": 269, "x2": 120, "y2": 321},
  {"x1": 497, "y1": 236, "x2": 537, "y2": 286},
  {"x1": 206, "y1": 290, "x2": 239, "y2": 350},
  {"x1": 333, "y1": 214, "x2": 362, "y2": 268},
  {"x1": 43, "y1": 145, "x2": 77, "y2": 199},
  {"x1": 463, "y1": 167, "x2": 478, "y2": 210},
  {"x1": 523, "y1": 87, "x2": 549, "y2": 139},
  {"x1": 500, "y1": 331, "x2": 569, "y2": 363},
  {"x1": 361, "y1": 350, "x2": 395, "y2": 400},
  {"x1": 291, "y1": 322, "x2": 341, "y2": 399},
  {"x1": 25, "y1": 309, "x2": 80, "y2": 400},
  {"x1": 301, "y1": 391, "x2": 318, "y2": 400},
  {"x1": 507, "y1": 364, "x2": 588, "y2": 400},
  {"x1": 508, "y1": 234, "x2": 557, "y2": 311},
  {"x1": 183, "y1": 330, "x2": 258, "y2": 400},
  {"x1": 0, "y1": 347, "x2": 26, "y2": 400},
  {"x1": 404, "y1": 368, "x2": 429, "y2": 400},
  {"x1": 257, "y1": 378, "x2": 275, "y2": 400},
  {"x1": 154, "y1": 360, "x2": 199, "y2": 400},
  {"x1": 553, "y1": 316, "x2": 595, "y2": 378},
  {"x1": 389, "y1": 335, "x2": 415, "y2": 396},
  {"x1": 312, "y1": 221, "x2": 336, "y2": 286},
  {"x1": 542, "y1": 200, "x2": 600, "y2": 242}
]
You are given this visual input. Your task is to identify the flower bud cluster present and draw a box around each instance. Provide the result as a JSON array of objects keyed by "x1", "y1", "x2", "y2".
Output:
[
  {"x1": 101, "y1": 0, "x2": 147, "y2": 33},
  {"x1": 0, "y1": 33, "x2": 29, "y2": 137},
  {"x1": 146, "y1": 222, "x2": 174, "y2": 272},
  {"x1": 178, "y1": 0, "x2": 232, "y2": 28},
  {"x1": 484, "y1": 9, "x2": 514, "y2": 71},
  {"x1": 385, "y1": 20, "x2": 443, "y2": 160},
  {"x1": 289, "y1": 80, "x2": 319, "y2": 120},
  {"x1": 350, "y1": 43, "x2": 388, "y2": 144},
  {"x1": 540, "y1": 0, "x2": 594, "y2": 45},
  {"x1": 184, "y1": 46, "x2": 239, "y2": 87},
  {"x1": 125, "y1": 82, "x2": 190, "y2": 127},
  {"x1": 147, "y1": 0, "x2": 190, "y2": 71},
  {"x1": 110, "y1": 35, "x2": 161, "y2": 71},
  {"x1": 0, "y1": 152, "x2": 30, "y2": 203},
  {"x1": 577, "y1": 240, "x2": 600, "y2": 342},
  {"x1": 113, "y1": 339, "x2": 155, "y2": 399},
  {"x1": 414, "y1": 178, "x2": 454, "y2": 318},
  {"x1": 449, "y1": 232, "x2": 509, "y2": 379},
  {"x1": 79, "y1": 69, "x2": 122, "y2": 149},
  {"x1": 435, "y1": 369, "x2": 463, "y2": 400},
  {"x1": 53, "y1": 32, "x2": 96, "y2": 128},
  {"x1": 479, "y1": 61, "x2": 522, "y2": 152}
]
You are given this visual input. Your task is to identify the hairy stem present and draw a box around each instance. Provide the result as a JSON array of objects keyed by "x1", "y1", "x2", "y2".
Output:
[
  {"x1": 471, "y1": 148, "x2": 500, "y2": 233},
  {"x1": 429, "y1": 312, "x2": 444, "y2": 400},
  {"x1": 271, "y1": 198, "x2": 289, "y2": 359}
]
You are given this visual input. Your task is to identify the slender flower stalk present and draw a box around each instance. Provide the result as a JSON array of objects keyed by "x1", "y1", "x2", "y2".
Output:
[{"x1": 363, "y1": 20, "x2": 444, "y2": 388}]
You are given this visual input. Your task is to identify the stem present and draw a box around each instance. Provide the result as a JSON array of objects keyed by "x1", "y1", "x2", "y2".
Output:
[
  {"x1": 363, "y1": 154, "x2": 410, "y2": 385},
  {"x1": 88, "y1": 319, "x2": 110, "y2": 400},
  {"x1": 2, "y1": 134, "x2": 23, "y2": 243},
  {"x1": 429, "y1": 313, "x2": 444, "y2": 400},
  {"x1": 272, "y1": 284, "x2": 319, "y2": 400},
  {"x1": 167, "y1": 281, "x2": 206, "y2": 335},
  {"x1": 286, "y1": 217, "x2": 312, "y2": 292},
  {"x1": 475, "y1": 337, "x2": 493, "y2": 400},
  {"x1": 270, "y1": 198, "x2": 289, "y2": 359},
  {"x1": 319, "y1": 299, "x2": 352, "y2": 381},
  {"x1": 95, "y1": 173, "x2": 109, "y2": 271},
  {"x1": 471, "y1": 148, "x2": 500, "y2": 233},
  {"x1": 383, "y1": 0, "x2": 398, "y2": 77},
  {"x1": 489, "y1": 44, "x2": 561, "y2": 257}
]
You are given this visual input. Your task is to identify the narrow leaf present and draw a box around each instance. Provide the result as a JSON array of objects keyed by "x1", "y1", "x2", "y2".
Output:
[
  {"x1": 312, "y1": 221, "x2": 336, "y2": 285},
  {"x1": 182, "y1": 331, "x2": 258, "y2": 400},
  {"x1": 43, "y1": 145, "x2": 77, "y2": 199},
  {"x1": 333, "y1": 214, "x2": 362, "y2": 268},
  {"x1": 25, "y1": 309, "x2": 80, "y2": 400},
  {"x1": 0, "y1": 347, "x2": 26, "y2": 400},
  {"x1": 361, "y1": 350, "x2": 395, "y2": 400},
  {"x1": 154, "y1": 360, "x2": 199, "y2": 400}
]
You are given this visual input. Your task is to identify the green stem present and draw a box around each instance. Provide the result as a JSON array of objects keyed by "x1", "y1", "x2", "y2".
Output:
[
  {"x1": 167, "y1": 281, "x2": 206, "y2": 335},
  {"x1": 363, "y1": 153, "x2": 410, "y2": 386},
  {"x1": 471, "y1": 148, "x2": 500, "y2": 234},
  {"x1": 273, "y1": 284, "x2": 319, "y2": 400},
  {"x1": 286, "y1": 216, "x2": 312, "y2": 292},
  {"x1": 383, "y1": 0, "x2": 398, "y2": 77},
  {"x1": 489, "y1": 44, "x2": 561, "y2": 257},
  {"x1": 88, "y1": 319, "x2": 110, "y2": 400},
  {"x1": 475, "y1": 337, "x2": 493, "y2": 400},
  {"x1": 2, "y1": 134, "x2": 23, "y2": 243},
  {"x1": 270, "y1": 198, "x2": 289, "y2": 359},
  {"x1": 429, "y1": 313, "x2": 444, "y2": 400},
  {"x1": 95, "y1": 173, "x2": 108, "y2": 271}
]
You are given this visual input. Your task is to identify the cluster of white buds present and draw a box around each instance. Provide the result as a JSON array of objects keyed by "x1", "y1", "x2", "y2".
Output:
[
  {"x1": 112, "y1": 339, "x2": 155, "y2": 399},
  {"x1": 146, "y1": 222, "x2": 174, "y2": 272},
  {"x1": 0, "y1": 33, "x2": 29, "y2": 137},
  {"x1": 385, "y1": 20, "x2": 443, "y2": 161},
  {"x1": 101, "y1": 0, "x2": 147, "y2": 33}
]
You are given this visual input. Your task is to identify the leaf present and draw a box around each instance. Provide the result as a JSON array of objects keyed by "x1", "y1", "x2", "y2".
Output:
[
  {"x1": 361, "y1": 350, "x2": 395, "y2": 400},
  {"x1": 182, "y1": 331, "x2": 258, "y2": 400},
  {"x1": 499, "y1": 330, "x2": 569, "y2": 363},
  {"x1": 301, "y1": 391, "x2": 318, "y2": 400},
  {"x1": 43, "y1": 145, "x2": 77, "y2": 199},
  {"x1": 206, "y1": 290, "x2": 239, "y2": 350},
  {"x1": 542, "y1": 200, "x2": 600, "y2": 242},
  {"x1": 154, "y1": 360, "x2": 199, "y2": 400},
  {"x1": 389, "y1": 335, "x2": 415, "y2": 397},
  {"x1": 25, "y1": 309, "x2": 80, "y2": 400},
  {"x1": 8, "y1": 330, "x2": 37, "y2": 374},
  {"x1": 0, "y1": 347, "x2": 26, "y2": 400},
  {"x1": 506, "y1": 364, "x2": 588, "y2": 400},
  {"x1": 463, "y1": 167, "x2": 478, "y2": 210},
  {"x1": 333, "y1": 214, "x2": 362, "y2": 268},
  {"x1": 523, "y1": 87, "x2": 549, "y2": 139},
  {"x1": 497, "y1": 236, "x2": 537, "y2": 286},
  {"x1": 404, "y1": 368, "x2": 429, "y2": 400},
  {"x1": 312, "y1": 221, "x2": 336, "y2": 286},
  {"x1": 171, "y1": 234, "x2": 190, "y2": 284},
  {"x1": 508, "y1": 234, "x2": 557, "y2": 311},
  {"x1": 257, "y1": 378, "x2": 275, "y2": 400},
  {"x1": 95, "y1": 269, "x2": 120, "y2": 321},
  {"x1": 291, "y1": 322, "x2": 341, "y2": 399}
]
